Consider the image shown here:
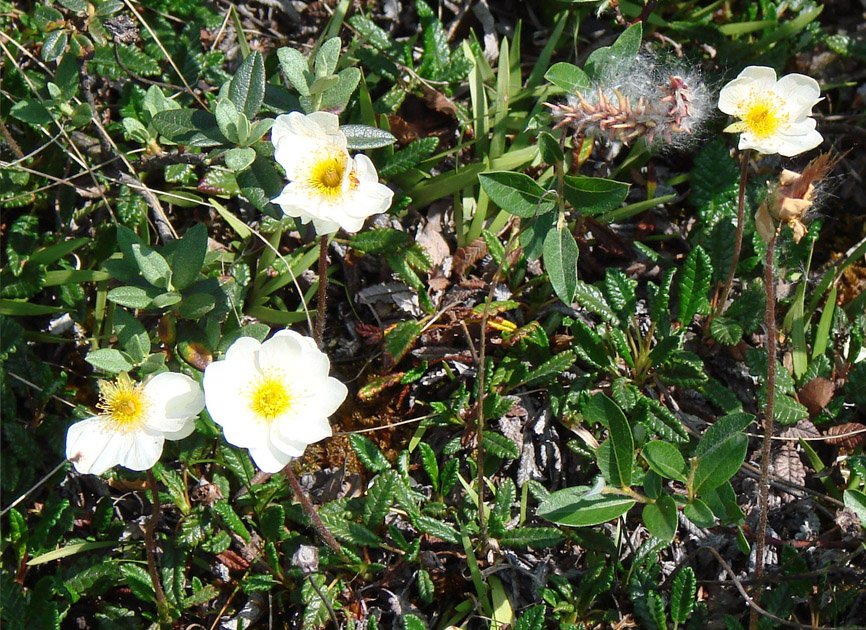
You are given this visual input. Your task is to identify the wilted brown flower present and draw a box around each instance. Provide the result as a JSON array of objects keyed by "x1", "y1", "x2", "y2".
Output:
[{"x1": 755, "y1": 152, "x2": 837, "y2": 243}]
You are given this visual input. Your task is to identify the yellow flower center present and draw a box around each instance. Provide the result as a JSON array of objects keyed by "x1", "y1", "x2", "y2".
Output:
[
  {"x1": 310, "y1": 153, "x2": 348, "y2": 201},
  {"x1": 97, "y1": 374, "x2": 151, "y2": 429},
  {"x1": 248, "y1": 370, "x2": 294, "y2": 422},
  {"x1": 740, "y1": 92, "x2": 787, "y2": 139}
]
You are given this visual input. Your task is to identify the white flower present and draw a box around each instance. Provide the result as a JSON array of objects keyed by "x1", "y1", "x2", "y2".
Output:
[
  {"x1": 202, "y1": 330, "x2": 347, "y2": 473},
  {"x1": 271, "y1": 111, "x2": 394, "y2": 235},
  {"x1": 718, "y1": 66, "x2": 823, "y2": 157},
  {"x1": 66, "y1": 372, "x2": 204, "y2": 475}
]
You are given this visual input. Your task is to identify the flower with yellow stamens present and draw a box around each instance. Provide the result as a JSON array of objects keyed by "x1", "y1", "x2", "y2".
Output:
[
  {"x1": 271, "y1": 111, "x2": 394, "y2": 235},
  {"x1": 202, "y1": 330, "x2": 347, "y2": 473},
  {"x1": 65, "y1": 372, "x2": 204, "y2": 475},
  {"x1": 718, "y1": 66, "x2": 823, "y2": 157}
]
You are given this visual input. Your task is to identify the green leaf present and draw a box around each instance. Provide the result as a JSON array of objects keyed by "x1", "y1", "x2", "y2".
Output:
[
  {"x1": 379, "y1": 137, "x2": 440, "y2": 178},
  {"x1": 261, "y1": 504, "x2": 285, "y2": 541},
  {"x1": 415, "y1": 569, "x2": 434, "y2": 605},
  {"x1": 415, "y1": 515, "x2": 459, "y2": 544},
  {"x1": 521, "y1": 350, "x2": 575, "y2": 387},
  {"x1": 543, "y1": 225, "x2": 578, "y2": 305},
  {"x1": 634, "y1": 396, "x2": 689, "y2": 443},
  {"x1": 364, "y1": 470, "x2": 397, "y2": 527},
  {"x1": 843, "y1": 489, "x2": 866, "y2": 525},
  {"x1": 236, "y1": 156, "x2": 284, "y2": 212},
  {"x1": 85, "y1": 348, "x2": 134, "y2": 373},
  {"x1": 683, "y1": 499, "x2": 715, "y2": 528},
  {"x1": 571, "y1": 319, "x2": 610, "y2": 369},
  {"x1": 215, "y1": 99, "x2": 240, "y2": 143},
  {"x1": 499, "y1": 527, "x2": 565, "y2": 549},
  {"x1": 384, "y1": 320, "x2": 422, "y2": 367},
  {"x1": 710, "y1": 316, "x2": 743, "y2": 346},
  {"x1": 642, "y1": 494, "x2": 677, "y2": 541},
  {"x1": 772, "y1": 392, "x2": 809, "y2": 425},
  {"x1": 677, "y1": 245, "x2": 712, "y2": 324},
  {"x1": 587, "y1": 394, "x2": 633, "y2": 487},
  {"x1": 657, "y1": 350, "x2": 707, "y2": 388},
  {"x1": 478, "y1": 171, "x2": 556, "y2": 218},
  {"x1": 417, "y1": 442, "x2": 439, "y2": 491},
  {"x1": 642, "y1": 440, "x2": 687, "y2": 482},
  {"x1": 403, "y1": 614, "x2": 427, "y2": 630},
  {"x1": 212, "y1": 500, "x2": 251, "y2": 542},
  {"x1": 341, "y1": 124, "x2": 397, "y2": 149},
  {"x1": 242, "y1": 574, "x2": 275, "y2": 593},
  {"x1": 107, "y1": 285, "x2": 154, "y2": 309},
  {"x1": 537, "y1": 486, "x2": 635, "y2": 527},
  {"x1": 152, "y1": 109, "x2": 228, "y2": 147},
  {"x1": 584, "y1": 22, "x2": 642, "y2": 78},
  {"x1": 544, "y1": 62, "x2": 590, "y2": 93},
  {"x1": 349, "y1": 434, "x2": 391, "y2": 473},
  {"x1": 10, "y1": 99, "x2": 53, "y2": 125},
  {"x1": 604, "y1": 268, "x2": 637, "y2": 315},
  {"x1": 321, "y1": 67, "x2": 361, "y2": 112},
  {"x1": 670, "y1": 567, "x2": 696, "y2": 627},
  {"x1": 693, "y1": 412, "x2": 753, "y2": 494},
  {"x1": 537, "y1": 131, "x2": 564, "y2": 164},
  {"x1": 277, "y1": 47, "x2": 311, "y2": 96},
  {"x1": 120, "y1": 563, "x2": 155, "y2": 603},
  {"x1": 573, "y1": 280, "x2": 618, "y2": 324},
  {"x1": 229, "y1": 51, "x2": 265, "y2": 119},
  {"x1": 113, "y1": 308, "x2": 150, "y2": 362},
  {"x1": 225, "y1": 147, "x2": 256, "y2": 171},
  {"x1": 482, "y1": 432, "x2": 520, "y2": 459},
  {"x1": 42, "y1": 30, "x2": 68, "y2": 62},
  {"x1": 129, "y1": 242, "x2": 172, "y2": 290},
  {"x1": 349, "y1": 228, "x2": 410, "y2": 253},
  {"x1": 164, "y1": 223, "x2": 207, "y2": 292},
  {"x1": 563, "y1": 175, "x2": 630, "y2": 216},
  {"x1": 513, "y1": 605, "x2": 546, "y2": 630}
]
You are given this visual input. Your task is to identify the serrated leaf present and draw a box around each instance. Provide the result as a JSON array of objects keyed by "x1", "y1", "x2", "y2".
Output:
[
  {"x1": 212, "y1": 499, "x2": 251, "y2": 542},
  {"x1": 379, "y1": 137, "x2": 440, "y2": 177},
  {"x1": 229, "y1": 51, "x2": 265, "y2": 119},
  {"x1": 571, "y1": 319, "x2": 610, "y2": 369},
  {"x1": 658, "y1": 350, "x2": 707, "y2": 388},
  {"x1": 403, "y1": 614, "x2": 427, "y2": 630},
  {"x1": 500, "y1": 527, "x2": 565, "y2": 549},
  {"x1": 772, "y1": 392, "x2": 809, "y2": 425},
  {"x1": 349, "y1": 434, "x2": 391, "y2": 473},
  {"x1": 634, "y1": 396, "x2": 688, "y2": 442},
  {"x1": 671, "y1": 567, "x2": 696, "y2": 627},
  {"x1": 544, "y1": 225, "x2": 578, "y2": 305},
  {"x1": 690, "y1": 139, "x2": 738, "y2": 223},
  {"x1": 364, "y1": 470, "x2": 397, "y2": 527},
  {"x1": 261, "y1": 504, "x2": 285, "y2": 541},
  {"x1": 415, "y1": 515, "x2": 459, "y2": 544},
  {"x1": 120, "y1": 563, "x2": 155, "y2": 603},
  {"x1": 677, "y1": 245, "x2": 712, "y2": 324},
  {"x1": 384, "y1": 320, "x2": 421, "y2": 367},
  {"x1": 537, "y1": 486, "x2": 635, "y2": 527},
  {"x1": 349, "y1": 228, "x2": 410, "y2": 254},
  {"x1": 483, "y1": 432, "x2": 520, "y2": 459},
  {"x1": 574, "y1": 280, "x2": 618, "y2": 324},
  {"x1": 604, "y1": 268, "x2": 636, "y2": 315},
  {"x1": 710, "y1": 316, "x2": 743, "y2": 346},
  {"x1": 478, "y1": 171, "x2": 556, "y2": 218},
  {"x1": 521, "y1": 350, "x2": 575, "y2": 387},
  {"x1": 417, "y1": 442, "x2": 439, "y2": 491}
]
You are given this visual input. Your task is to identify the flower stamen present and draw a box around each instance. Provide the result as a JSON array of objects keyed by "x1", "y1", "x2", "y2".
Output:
[
  {"x1": 248, "y1": 370, "x2": 294, "y2": 422},
  {"x1": 740, "y1": 92, "x2": 787, "y2": 139},
  {"x1": 97, "y1": 374, "x2": 151, "y2": 429}
]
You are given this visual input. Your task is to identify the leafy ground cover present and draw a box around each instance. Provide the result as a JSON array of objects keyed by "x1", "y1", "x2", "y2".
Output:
[{"x1": 2, "y1": 1, "x2": 866, "y2": 629}]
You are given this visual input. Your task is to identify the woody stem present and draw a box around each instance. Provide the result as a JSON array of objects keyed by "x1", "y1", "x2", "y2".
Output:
[
  {"x1": 144, "y1": 470, "x2": 169, "y2": 620},
  {"x1": 283, "y1": 465, "x2": 342, "y2": 555},
  {"x1": 713, "y1": 149, "x2": 750, "y2": 321}
]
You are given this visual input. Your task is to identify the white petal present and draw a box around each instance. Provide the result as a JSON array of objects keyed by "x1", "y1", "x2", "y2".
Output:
[
  {"x1": 298, "y1": 376, "x2": 347, "y2": 417},
  {"x1": 162, "y1": 417, "x2": 196, "y2": 441},
  {"x1": 66, "y1": 416, "x2": 120, "y2": 475},
  {"x1": 273, "y1": 329, "x2": 319, "y2": 352},
  {"x1": 117, "y1": 431, "x2": 164, "y2": 471},
  {"x1": 258, "y1": 334, "x2": 303, "y2": 372},
  {"x1": 143, "y1": 372, "x2": 204, "y2": 432},
  {"x1": 224, "y1": 336, "x2": 263, "y2": 370},
  {"x1": 736, "y1": 65, "x2": 777, "y2": 88},
  {"x1": 311, "y1": 216, "x2": 342, "y2": 235},
  {"x1": 718, "y1": 78, "x2": 754, "y2": 115},
  {"x1": 204, "y1": 361, "x2": 257, "y2": 432},
  {"x1": 738, "y1": 132, "x2": 779, "y2": 155},
  {"x1": 248, "y1": 440, "x2": 294, "y2": 473},
  {"x1": 272, "y1": 113, "x2": 347, "y2": 178},
  {"x1": 274, "y1": 413, "x2": 333, "y2": 448},
  {"x1": 774, "y1": 73, "x2": 821, "y2": 118},
  {"x1": 776, "y1": 126, "x2": 823, "y2": 157}
]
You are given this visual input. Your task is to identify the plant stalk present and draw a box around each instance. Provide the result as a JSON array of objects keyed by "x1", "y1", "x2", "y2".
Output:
[
  {"x1": 144, "y1": 470, "x2": 169, "y2": 620},
  {"x1": 315, "y1": 235, "x2": 328, "y2": 348},
  {"x1": 284, "y1": 465, "x2": 342, "y2": 555},
  {"x1": 713, "y1": 150, "x2": 750, "y2": 321},
  {"x1": 751, "y1": 230, "x2": 777, "y2": 630}
]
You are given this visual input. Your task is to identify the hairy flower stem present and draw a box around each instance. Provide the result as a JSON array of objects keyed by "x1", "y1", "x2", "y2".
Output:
[
  {"x1": 751, "y1": 231, "x2": 777, "y2": 630},
  {"x1": 713, "y1": 150, "x2": 750, "y2": 321},
  {"x1": 144, "y1": 470, "x2": 169, "y2": 621},
  {"x1": 284, "y1": 465, "x2": 342, "y2": 555},
  {"x1": 315, "y1": 235, "x2": 328, "y2": 349}
]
